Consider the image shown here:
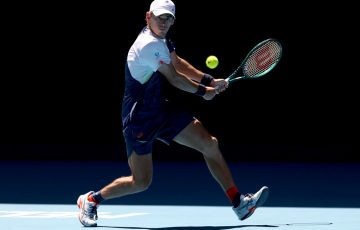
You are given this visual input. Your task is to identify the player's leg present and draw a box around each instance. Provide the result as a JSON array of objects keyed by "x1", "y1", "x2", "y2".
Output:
[
  {"x1": 173, "y1": 119, "x2": 269, "y2": 221},
  {"x1": 173, "y1": 119, "x2": 235, "y2": 192},
  {"x1": 100, "y1": 152, "x2": 153, "y2": 199},
  {"x1": 77, "y1": 152, "x2": 153, "y2": 227}
]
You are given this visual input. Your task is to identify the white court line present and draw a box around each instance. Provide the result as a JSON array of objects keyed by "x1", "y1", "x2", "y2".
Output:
[{"x1": 0, "y1": 211, "x2": 149, "y2": 219}]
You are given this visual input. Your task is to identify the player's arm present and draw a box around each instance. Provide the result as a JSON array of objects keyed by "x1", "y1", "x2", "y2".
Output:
[
  {"x1": 170, "y1": 52, "x2": 204, "y2": 83},
  {"x1": 171, "y1": 52, "x2": 228, "y2": 92},
  {"x1": 157, "y1": 62, "x2": 217, "y2": 100}
]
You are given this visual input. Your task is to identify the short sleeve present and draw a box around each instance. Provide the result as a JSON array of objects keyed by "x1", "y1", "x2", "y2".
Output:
[{"x1": 140, "y1": 41, "x2": 171, "y2": 72}]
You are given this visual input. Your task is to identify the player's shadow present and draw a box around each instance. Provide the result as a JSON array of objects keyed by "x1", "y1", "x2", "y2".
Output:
[
  {"x1": 98, "y1": 222, "x2": 332, "y2": 229},
  {"x1": 98, "y1": 225, "x2": 278, "y2": 229}
]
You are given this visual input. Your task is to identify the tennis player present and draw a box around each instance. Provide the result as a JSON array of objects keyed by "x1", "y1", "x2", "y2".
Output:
[{"x1": 77, "y1": 0, "x2": 269, "y2": 227}]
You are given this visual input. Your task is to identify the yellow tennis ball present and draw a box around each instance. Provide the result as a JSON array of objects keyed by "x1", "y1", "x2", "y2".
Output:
[{"x1": 206, "y1": 55, "x2": 219, "y2": 69}]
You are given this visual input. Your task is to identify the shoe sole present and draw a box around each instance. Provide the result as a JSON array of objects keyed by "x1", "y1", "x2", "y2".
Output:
[{"x1": 255, "y1": 186, "x2": 269, "y2": 207}]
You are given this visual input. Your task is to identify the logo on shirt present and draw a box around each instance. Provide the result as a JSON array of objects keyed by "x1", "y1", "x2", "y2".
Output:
[{"x1": 154, "y1": 52, "x2": 160, "y2": 57}]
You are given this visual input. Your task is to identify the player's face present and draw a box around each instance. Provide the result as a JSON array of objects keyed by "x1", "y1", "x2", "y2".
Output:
[{"x1": 149, "y1": 13, "x2": 174, "y2": 38}]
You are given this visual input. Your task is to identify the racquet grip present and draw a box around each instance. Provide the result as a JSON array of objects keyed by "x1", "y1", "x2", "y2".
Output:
[{"x1": 215, "y1": 78, "x2": 230, "y2": 91}]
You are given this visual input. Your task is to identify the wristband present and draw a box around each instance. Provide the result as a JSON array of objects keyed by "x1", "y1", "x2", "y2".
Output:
[
  {"x1": 200, "y1": 74, "x2": 214, "y2": 86},
  {"x1": 194, "y1": 84, "x2": 206, "y2": 97}
]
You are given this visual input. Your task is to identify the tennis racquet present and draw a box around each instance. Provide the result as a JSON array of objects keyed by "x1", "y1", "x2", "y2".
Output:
[{"x1": 225, "y1": 38, "x2": 282, "y2": 85}]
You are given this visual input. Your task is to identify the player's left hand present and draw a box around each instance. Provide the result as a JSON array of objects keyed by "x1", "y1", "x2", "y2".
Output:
[{"x1": 203, "y1": 87, "x2": 217, "y2": 100}]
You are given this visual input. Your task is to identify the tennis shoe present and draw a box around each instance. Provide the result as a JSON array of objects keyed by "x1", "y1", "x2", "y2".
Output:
[
  {"x1": 77, "y1": 191, "x2": 98, "y2": 227},
  {"x1": 232, "y1": 186, "x2": 269, "y2": 221}
]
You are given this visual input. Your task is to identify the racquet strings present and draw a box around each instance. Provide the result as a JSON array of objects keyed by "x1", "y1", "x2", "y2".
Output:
[{"x1": 243, "y1": 40, "x2": 282, "y2": 78}]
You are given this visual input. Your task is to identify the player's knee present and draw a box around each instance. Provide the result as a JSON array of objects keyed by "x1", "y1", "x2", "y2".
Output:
[
  {"x1": 134, "y1": 176, "x2": 152, "y2": 191},
  {"x1": 202, "y1": 136, "x2": 219, "y2": 153}
]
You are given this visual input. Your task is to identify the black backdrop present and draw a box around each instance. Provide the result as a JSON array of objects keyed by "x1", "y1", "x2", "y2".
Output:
[{"x1": 1, "y1": 1, "x2": 353, "y2": 162}]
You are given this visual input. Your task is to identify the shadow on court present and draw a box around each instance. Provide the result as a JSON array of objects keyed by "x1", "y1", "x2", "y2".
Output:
[
  {"x1": 98, "y1": 225, "x2": 278, "y2": 229},
  {"x1": 99, "y1": 222, "x2": 333, "y2": 229}
]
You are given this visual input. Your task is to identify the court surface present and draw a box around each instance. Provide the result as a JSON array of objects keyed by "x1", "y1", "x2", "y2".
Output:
[
  {"x1": 1, "y1": 160, "x2": 359, "y2": 229},
  {"x1": 1, "y1": 204, "x2": 359, "y2": 229}
]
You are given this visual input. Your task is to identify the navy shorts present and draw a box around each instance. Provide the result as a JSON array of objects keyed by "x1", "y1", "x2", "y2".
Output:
[{"x1": 122, "y1": 103, "x2": 195, "y2": 157}]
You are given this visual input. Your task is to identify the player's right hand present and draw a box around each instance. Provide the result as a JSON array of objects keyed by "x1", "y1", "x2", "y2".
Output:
[{"x1": 212, "y1": 78, "x2": 228, "y2": 93}]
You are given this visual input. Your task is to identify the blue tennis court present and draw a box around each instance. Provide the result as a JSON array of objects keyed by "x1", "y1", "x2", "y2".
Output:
[
  {"x1": 1, "y1": 204, "x2": 359, "y2": 229},
  {"x1": 1, "y1": 160, "x2": 359, "y2": 229}
]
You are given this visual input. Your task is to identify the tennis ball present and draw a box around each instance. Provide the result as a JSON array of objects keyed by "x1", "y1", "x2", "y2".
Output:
[{"x1": 206, "y1": 55, "x2": 219, "y2": 69}]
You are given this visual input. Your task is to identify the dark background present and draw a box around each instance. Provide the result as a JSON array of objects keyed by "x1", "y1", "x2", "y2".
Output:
[{"x1": 1, "y1": 1, "x2": 353, "y2": 162}]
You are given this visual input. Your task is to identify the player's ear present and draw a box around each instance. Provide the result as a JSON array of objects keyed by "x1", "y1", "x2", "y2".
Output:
[{"x1": 146, "y1": 11, "x2": 152, "y2": 20}]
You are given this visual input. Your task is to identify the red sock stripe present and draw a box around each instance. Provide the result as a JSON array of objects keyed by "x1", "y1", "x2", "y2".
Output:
[
  {"x1": 226, "y1": 186, "x2": 239, "y2": 202},
  {"x1": 87, "y1": 195, "x2": 97, "y2": 204}
]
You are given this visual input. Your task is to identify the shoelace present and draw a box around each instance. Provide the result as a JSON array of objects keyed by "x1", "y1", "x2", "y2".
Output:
[
  {"x1": 245, "y1": 193, "x2": 254, "y2": 197},
  {"x1": 243, "y1": 193, "x2": 256, "y2": 209},
  {"x1": 85, "y1": 202, "x2": 98, "y2": 220}
]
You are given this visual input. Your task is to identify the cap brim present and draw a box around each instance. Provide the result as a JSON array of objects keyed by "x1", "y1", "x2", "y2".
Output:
[{"x1": 152, "y1": 9, "x2": 175, "y2": 18}]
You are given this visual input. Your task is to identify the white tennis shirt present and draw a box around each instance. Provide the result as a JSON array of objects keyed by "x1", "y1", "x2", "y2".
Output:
[{"x1": 127, "y1": 27, "x2": 171, "y2": 84}]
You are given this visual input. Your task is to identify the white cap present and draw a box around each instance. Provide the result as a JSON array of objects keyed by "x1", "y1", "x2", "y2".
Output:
[{"x1": 150, "y1": 0, "x2": 176, "y2": 18}]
